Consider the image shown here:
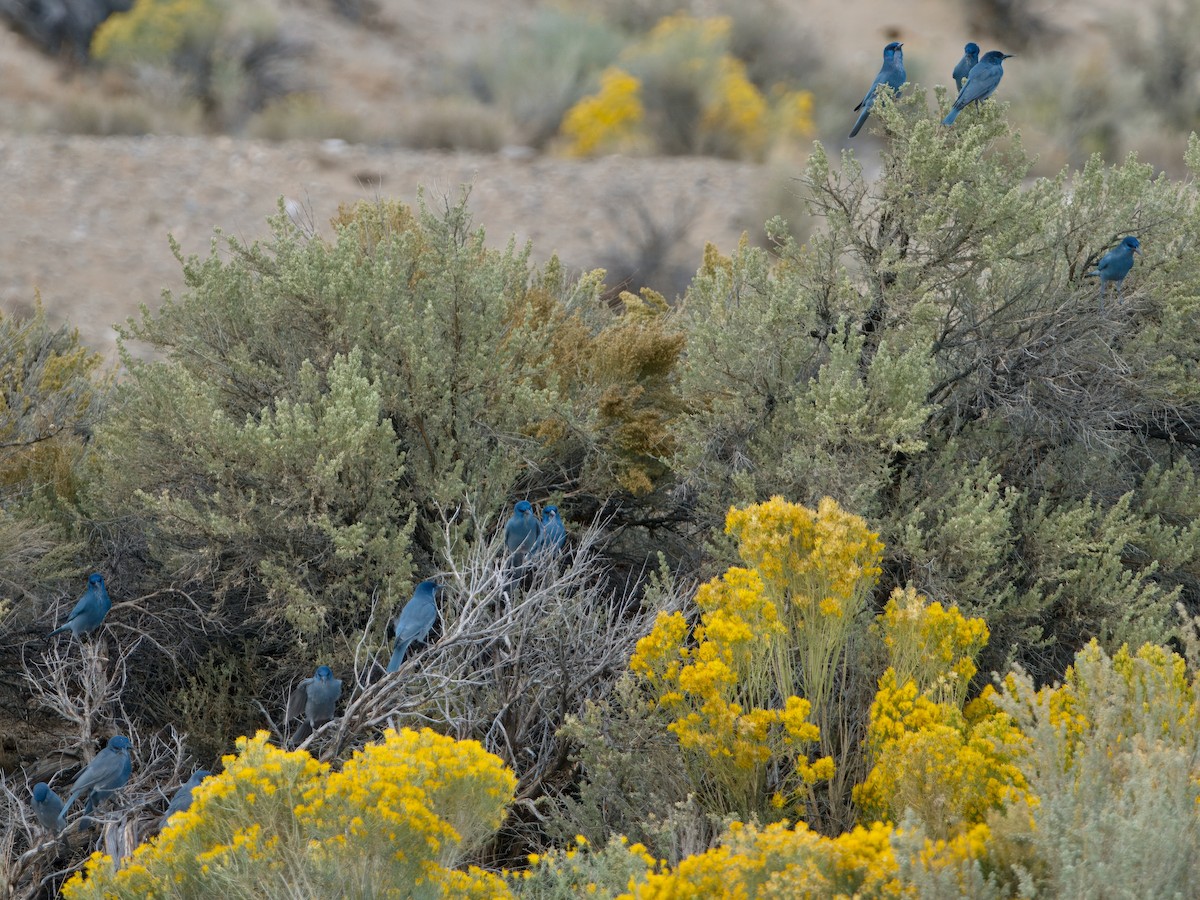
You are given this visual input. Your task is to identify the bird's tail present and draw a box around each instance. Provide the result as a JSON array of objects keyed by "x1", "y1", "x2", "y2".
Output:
[
  {"x1": 61, "y1": 791, "x2": 80, "y2": 815},
  {"x1": 47, "y1": 623, "x2": 71, "y2": 639},
  {"x1": 291, "y1": 721, "x2": 313, "y2": 748},
  {"x1": 385, "y1": 639, "x2": 412, "y2": 674},
  {"x1": 848, "y1": 106, "x2": 871, "y2": 138},
  {"x1": 942, "y1": 106, "x2": 961, "y2": 126}
]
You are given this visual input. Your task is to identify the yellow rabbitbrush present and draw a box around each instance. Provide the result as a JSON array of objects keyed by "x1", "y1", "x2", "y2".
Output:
[
  {"x1": 630, "y1": 496, "x2": 881, "y2": 822},
  {"x1": 63, "y1": 729, "x2": 517, "y2": 900}
]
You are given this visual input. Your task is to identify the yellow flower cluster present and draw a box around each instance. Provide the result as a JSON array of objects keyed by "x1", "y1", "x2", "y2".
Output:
[
  {"x1": 620, "y1": 816, "x2": 990, "y2": 899},
  {"x1": 303, "y1": 726, "x2": 516, "y2": 868},
  {"x1": 630, "y1": 566, "x2": 828, "y2": 816},
  {"x1": 727, "y1": 496, "x2": 883, "y2": 716},
  {"x1": 700, "y1": 56, "x2": 768, "y2": 156},
  {"x1": 618, "y1": 816, "x2": 997, "y2": 898},
  {"x1": 631, "y1": 497, "x2": 881, "y2": 819},
  {"x1": 62, "y1": 729, "x2": 516, "y2": 899},
  {"x1": 560, "y1": 68, "x2": 646, "y2": 157},
  {"x1": 725, "y1": 496, "x2": 884, "y2": 612},
  {"x1": 854, "y1": 670, "x2": 1029, "y2": 836},
  {"x1": 91, "y1": 0, "x2": 222, "y2": 65},
  {"x1": 879, "y1": 585, "x2": 989, "y2": 707},
  {"x1": 855, "y1": 586, "x2": 1028, "y2": 835},
  {"x1": 558, "y1": 13, "x2": 816, "y2": 159}
]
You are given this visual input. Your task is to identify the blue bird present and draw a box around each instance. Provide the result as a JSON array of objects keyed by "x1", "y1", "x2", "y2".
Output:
[
  {"x1": 63, "y1": 735, "x2": 132, "y2": 817},
  {"x1": 287, "y1": 665, "x2": 342, "y2": 745},
  {"x1": 386, "y1": 580, "x2": 440, "y2": 673},
  {"x1": 31, "y1": 782, "x2": 65, "y2": 833},
  {"x1": 1087, "y1": 235, "x2": 1141, "y2": 307},
  {"x1": 849, "y1": 41, "x2": 906, "y2": 139},
  {"x1": 162, "y1": 769, "x2": 210, "y2": 827},
  {"x1": 943, "y1": 51, "x2": 1013, "y2": 125},
  {"x1": 537, "y1": 505, "x2": 566, "y2": 556},
  {"x1": 48, "y1": 572, "x2": 112, "y2": 639},
  {"x1": 504, "y1": 500, "x2": 542, "y2": 571},
  {"x1": 953, "y1": 42, "x2": 980, "y2": 91}
]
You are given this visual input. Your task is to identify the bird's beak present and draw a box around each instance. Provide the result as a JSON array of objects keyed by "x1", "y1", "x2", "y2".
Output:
[{"x1": 1003, "y1": 53, "x2": 1015, "y2": 59}]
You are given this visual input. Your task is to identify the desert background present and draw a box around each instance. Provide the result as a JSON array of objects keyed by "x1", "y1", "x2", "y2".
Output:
[{"x1": 0, "y1": 0, "x2": 1187, "y2": 356}]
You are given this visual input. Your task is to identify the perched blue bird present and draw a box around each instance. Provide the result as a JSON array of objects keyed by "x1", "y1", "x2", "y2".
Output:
[
  {"x1": 162, "y1": 769, "x2": 210, "y2": 826},
  {"x1": 1087, "y1": 236, "x2": 1141, "y2": 306},
  {"x1": 537, "y1": 505, "x2": 566, "y2": 556},
  {"x1": 849, "y1": 41, "x2": 906, "y2": 138},
  {"x1": 63, "y1": 735, "x2": 132, "y2": 816},
  {"x1": 386, "y1": 580, "x2": 440, "y2": 673},
  {"x1": 31, "y1": 782, "x2": 65, "y2": 833},
  {"x1": 287, "y1": 665, "x2": 342, "y2": 745},
  {"x1": 48, "y1": 572, "x2": 112, "y2": 639},
  {"x1": 504, "y1": 500, "x2": 542, "y2": 571},
  {"x1": 952, "y1": 42, "x2": 980, "y2": 91},
  {"x1": 943, "y1": 51, "x2": 1013, "y2": 125}
]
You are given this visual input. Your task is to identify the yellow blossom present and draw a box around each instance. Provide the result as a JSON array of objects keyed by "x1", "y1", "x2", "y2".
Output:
[{"x1": 62, "y1": 729, "x2": 517, "y2": 899}]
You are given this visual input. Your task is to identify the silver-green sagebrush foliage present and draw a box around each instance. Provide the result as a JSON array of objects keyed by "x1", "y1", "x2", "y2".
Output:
[
  {"x1": 91, "y1": 193, "x2": 684, "y2": 648},
  {"x1": 0, "y1": 304, "x2": 107, "y2": 613},
  {"x1": 673, "y1": 89, "x2": 1200, "y2": 682}
]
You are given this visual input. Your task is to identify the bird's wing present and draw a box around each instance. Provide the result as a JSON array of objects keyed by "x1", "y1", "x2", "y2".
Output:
[
  {"x1": 394, "y1": 618, "x2": 418, "y2": 643},
  {"x1": 286, "y1": 679, "x2": 312, "y2": 720},
  {"x1": 503, "y1": 518, "x2": 520, "y2": 550},
  {"x1": 74, "y1": 749, "x2": 121, "y2": 795},
  {"x1": 413, "y1": 599, "x2": 438, "y2": 640},
  {"x1": 959, "y1": 66, "x2": 1001, "y2": 105},
  {"x1": 65, "y1": 589, "x2": 94, "y2": 621},
  {"x1": 1095, "y1": 248, "x2": 1124, "y2": 275},
  {"x1": 854, "y1": 75, "x2": 884, "y2": 111},
  {"x1": 396, "y1": 598, "x2": 436, "y2": 643}
]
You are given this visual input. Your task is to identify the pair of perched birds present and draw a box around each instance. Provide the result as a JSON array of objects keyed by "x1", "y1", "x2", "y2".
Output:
[
  {"x1": 849, "y1": 40, "x2": 1013, "y2": 138},
  {"x1": 283, "y1": 587, "x2": 429, "y2": 743},
  {"x1": 30, "y1": 735, "x2": 131, "y2": 834},
  {"x1": 285, "y1": 601, "x2": 423, "y2": 746},
  {"x1": 387, "y1": 501, "x2": 565, "y2": 675},
  {"x1": 848, "y1": 41, "x2": 1142, "y2": 301},
  {"x1": 503, "y1": 500, "x2": 566, "y2": 569},
  {"x1": 37, "y1": 576, "x2": 206, "y2": 833},
  {"x1": 31, "y1": 737, "x2": 206, "y2": 834}
]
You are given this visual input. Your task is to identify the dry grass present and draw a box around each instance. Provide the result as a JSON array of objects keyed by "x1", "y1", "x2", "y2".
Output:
[
  {"x1": 246, "y1": 93, "x2": 367, "y2": 142},
  {"x1": 391, "y1": 99, "x2": 509, "y2": 152}
]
